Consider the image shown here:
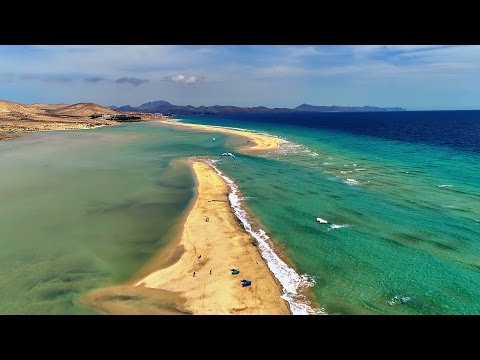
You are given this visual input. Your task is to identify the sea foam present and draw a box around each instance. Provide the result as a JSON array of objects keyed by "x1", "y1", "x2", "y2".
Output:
[
  {"x1": 206, "y1": 160, "x2": 325, "y2": 315},
  {"x1": 345, "y1": 178, "x2": 359, "y2": 185},
  {"x1": 388, "y1": 295, "x2": 412, "y2": 306},
  {"x1": 328, "y1": 224, "x2": 350, "y2": 231}
]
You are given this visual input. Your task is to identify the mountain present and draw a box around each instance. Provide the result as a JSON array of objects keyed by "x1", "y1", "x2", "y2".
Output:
[{"x1": 110, "y1": 100, "x2": 406, "y2": 115}]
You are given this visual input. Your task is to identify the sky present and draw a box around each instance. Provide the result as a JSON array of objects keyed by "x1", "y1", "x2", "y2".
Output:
[{"x1": 1, "y1": 45, "x2": 480, "y2": 110}]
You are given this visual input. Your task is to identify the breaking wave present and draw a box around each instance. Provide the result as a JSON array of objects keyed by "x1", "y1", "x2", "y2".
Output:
[
  {"x1": 344, "y1": 178, "x2": 359, "y2": 185},
  {"x1": 328, "y1": 224, "x2": 350, "y2": 231},
  {"x1": 388, "y1": 295, "x2": 412, "y2": 306},
  {"x1": 206, "y1": 160, "x2": 325, "y2": 315}
]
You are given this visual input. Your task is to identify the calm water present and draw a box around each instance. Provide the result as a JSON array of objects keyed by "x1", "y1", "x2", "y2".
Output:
[
  {"x1": 0, "y1": 123, "x2": 241, "y2": 314},
  {"x1": 1, "y1": 111, "x2": 479, "y2": 314}
]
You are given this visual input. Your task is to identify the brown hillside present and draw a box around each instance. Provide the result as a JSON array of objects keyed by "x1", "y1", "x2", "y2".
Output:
[
  {"x1": 50, "y1": 103, "x2": 118, "y2": 116},
  {"x1": 0, "y1": 99, "x2": 121, "y2": 137},
  {"x1": 0, "y1": 100, "x2": 47, "y2": 115},
  {"x1": 29, "y1": 103, "x2": 69, "y2": 111}
]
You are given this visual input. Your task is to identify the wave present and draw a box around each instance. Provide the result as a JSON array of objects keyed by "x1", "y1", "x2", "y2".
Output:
[
  {"x1": 277, "y1": 141, "x2": 320, "y2": 158},
  {"x1": 328, "y1": 224, "x2": 350, "y2": 231},
  {"x1": 344, "y1": 178, "x2": 359, "y2": 185},
  {"x1": 388, "y1": 294, "x2": 411, "y2": 306},
  {"x1": 206, "y1": 160, "x2": 325, "y2": 315},
  {"x1": 437, "y1": 184, "x2": 453, "y2": 188}
]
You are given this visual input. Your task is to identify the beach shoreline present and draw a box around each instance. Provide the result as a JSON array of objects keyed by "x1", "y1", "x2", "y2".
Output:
[
  {"x1": 153, "y1": 118, "x2": 284, "y2": 153},
  {"x1": 84, "y1": 158, "x2": 291, "y2": 314},
  {"x1": 82, "y1": 117, "x2": 328, "y2": 315}
]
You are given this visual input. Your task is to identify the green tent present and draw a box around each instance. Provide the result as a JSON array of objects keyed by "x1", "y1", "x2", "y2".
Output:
[{"x1": 231, "y1": 269, "x2": 240, "y2": 275}]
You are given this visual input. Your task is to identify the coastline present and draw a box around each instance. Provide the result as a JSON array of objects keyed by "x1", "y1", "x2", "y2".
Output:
[
  {"x1": 84, "y1": 158, "x2": 291, "y2": 314},
  {"x1": 154, "y1": 118, "x2": 284, "y2": 153},
  {"x1": 137, "y1": 160, "x2": 291, "y2": 314},
  {"x1": 83, "y1": 117, "x2": 323, "y2": 314}
]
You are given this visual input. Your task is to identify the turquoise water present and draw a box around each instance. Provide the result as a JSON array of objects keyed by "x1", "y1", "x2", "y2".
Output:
[
  {"x1": 1, "y1": 116, "x2": 479, "y2": 314},
  {"x1": 179, "y1": 115, "x2": 480, "y2": 315}
]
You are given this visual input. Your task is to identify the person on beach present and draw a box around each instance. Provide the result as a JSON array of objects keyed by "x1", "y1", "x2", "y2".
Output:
[
  {"x1": 193, "y1": 272, "x2": 196, "y2": 277},
  {"x1": 198, "y1": 255, "x2": 201, "y2": 259},
  {"x1": 210, "y1": 269, "x2": 212, "y2": 275}
]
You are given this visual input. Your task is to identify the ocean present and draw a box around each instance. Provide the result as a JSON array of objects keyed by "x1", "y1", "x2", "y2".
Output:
[{"x1": 0, "y1": 111, "x2": 479, "y2": 314}]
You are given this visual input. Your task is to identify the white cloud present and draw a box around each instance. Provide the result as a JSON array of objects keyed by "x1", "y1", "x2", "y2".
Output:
[{"x1": 166, "y1": 74, "x2": 201, "y2": 85}]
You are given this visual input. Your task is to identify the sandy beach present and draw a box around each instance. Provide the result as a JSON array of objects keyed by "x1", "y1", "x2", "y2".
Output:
[
  {"x1": 137, "y1": 160, "x2": 290, "y2": 314},
  {"x1": 156, "y1": 118, "x2": 283, "y2": 153},
  {"x1": 84, "y1": 158, "x2": 291, "y2": 315},
  {"x1": 80, "y1": 117, "x2": 291, "y2": 314}
]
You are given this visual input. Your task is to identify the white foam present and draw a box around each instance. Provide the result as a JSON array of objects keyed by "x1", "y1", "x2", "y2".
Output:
[
  {"x1": 327, "y1": 224, "x2": 350, "y2": 231},
  {"x1": 345, "y1": 178, "x2": 359, "y2": 185},
  {"x1": 323, "y1": 162, "x2": 333, "y2": 165},
  {"x1": 206, "y1": 160, "x2": 325, "y2": 315},
  {"x1": 437, "y1": 184, "x2": 453, "y2": 188},
  {"x1": 316, "y1": 217, "x2": 328, "y2": 224},
  {"x1": 388, "y1": 295, "x2": 411, "y2": 306},
  {"x1": 277, "y1": 140, "x2": 321, "y2": 158}
]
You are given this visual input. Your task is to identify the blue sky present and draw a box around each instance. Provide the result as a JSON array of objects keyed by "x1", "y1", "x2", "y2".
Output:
[{"x1": 0, "y1": 45, "x2": 479, "y2": 110}]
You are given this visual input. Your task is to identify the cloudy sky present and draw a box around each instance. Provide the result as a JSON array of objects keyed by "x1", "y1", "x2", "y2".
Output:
[{"x1": 0, "y1": 45, "x2": 479, "y2": 110}]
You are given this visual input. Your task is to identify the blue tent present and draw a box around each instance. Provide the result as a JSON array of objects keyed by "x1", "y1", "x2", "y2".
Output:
[{"x1": 241, "y1": 279, "x2": 251, "y2": 287}]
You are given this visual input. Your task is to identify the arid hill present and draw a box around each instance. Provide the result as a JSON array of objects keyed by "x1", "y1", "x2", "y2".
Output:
[
  {"x1": 0, "y1": 100, "x2": 47, "y2": 116},
  {"x1": 29, "y1": 103, "x2": 70, "y2": 111},
  {"x1": 49, "y1": 102, "x2": 118, "y2": 117},
  {"x1": 0, "y1": 99, "x2": 121, "y2": 140}
]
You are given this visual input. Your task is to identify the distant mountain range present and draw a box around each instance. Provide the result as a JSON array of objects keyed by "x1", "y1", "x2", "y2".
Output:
[{"x1": 110, "y1": 100, "x2": 406, "y2": 115}]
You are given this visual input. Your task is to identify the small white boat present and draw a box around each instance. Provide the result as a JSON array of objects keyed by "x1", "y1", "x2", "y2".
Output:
[{"x1": 316, "y1": 217, "x2": 328, "y2": 224}]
